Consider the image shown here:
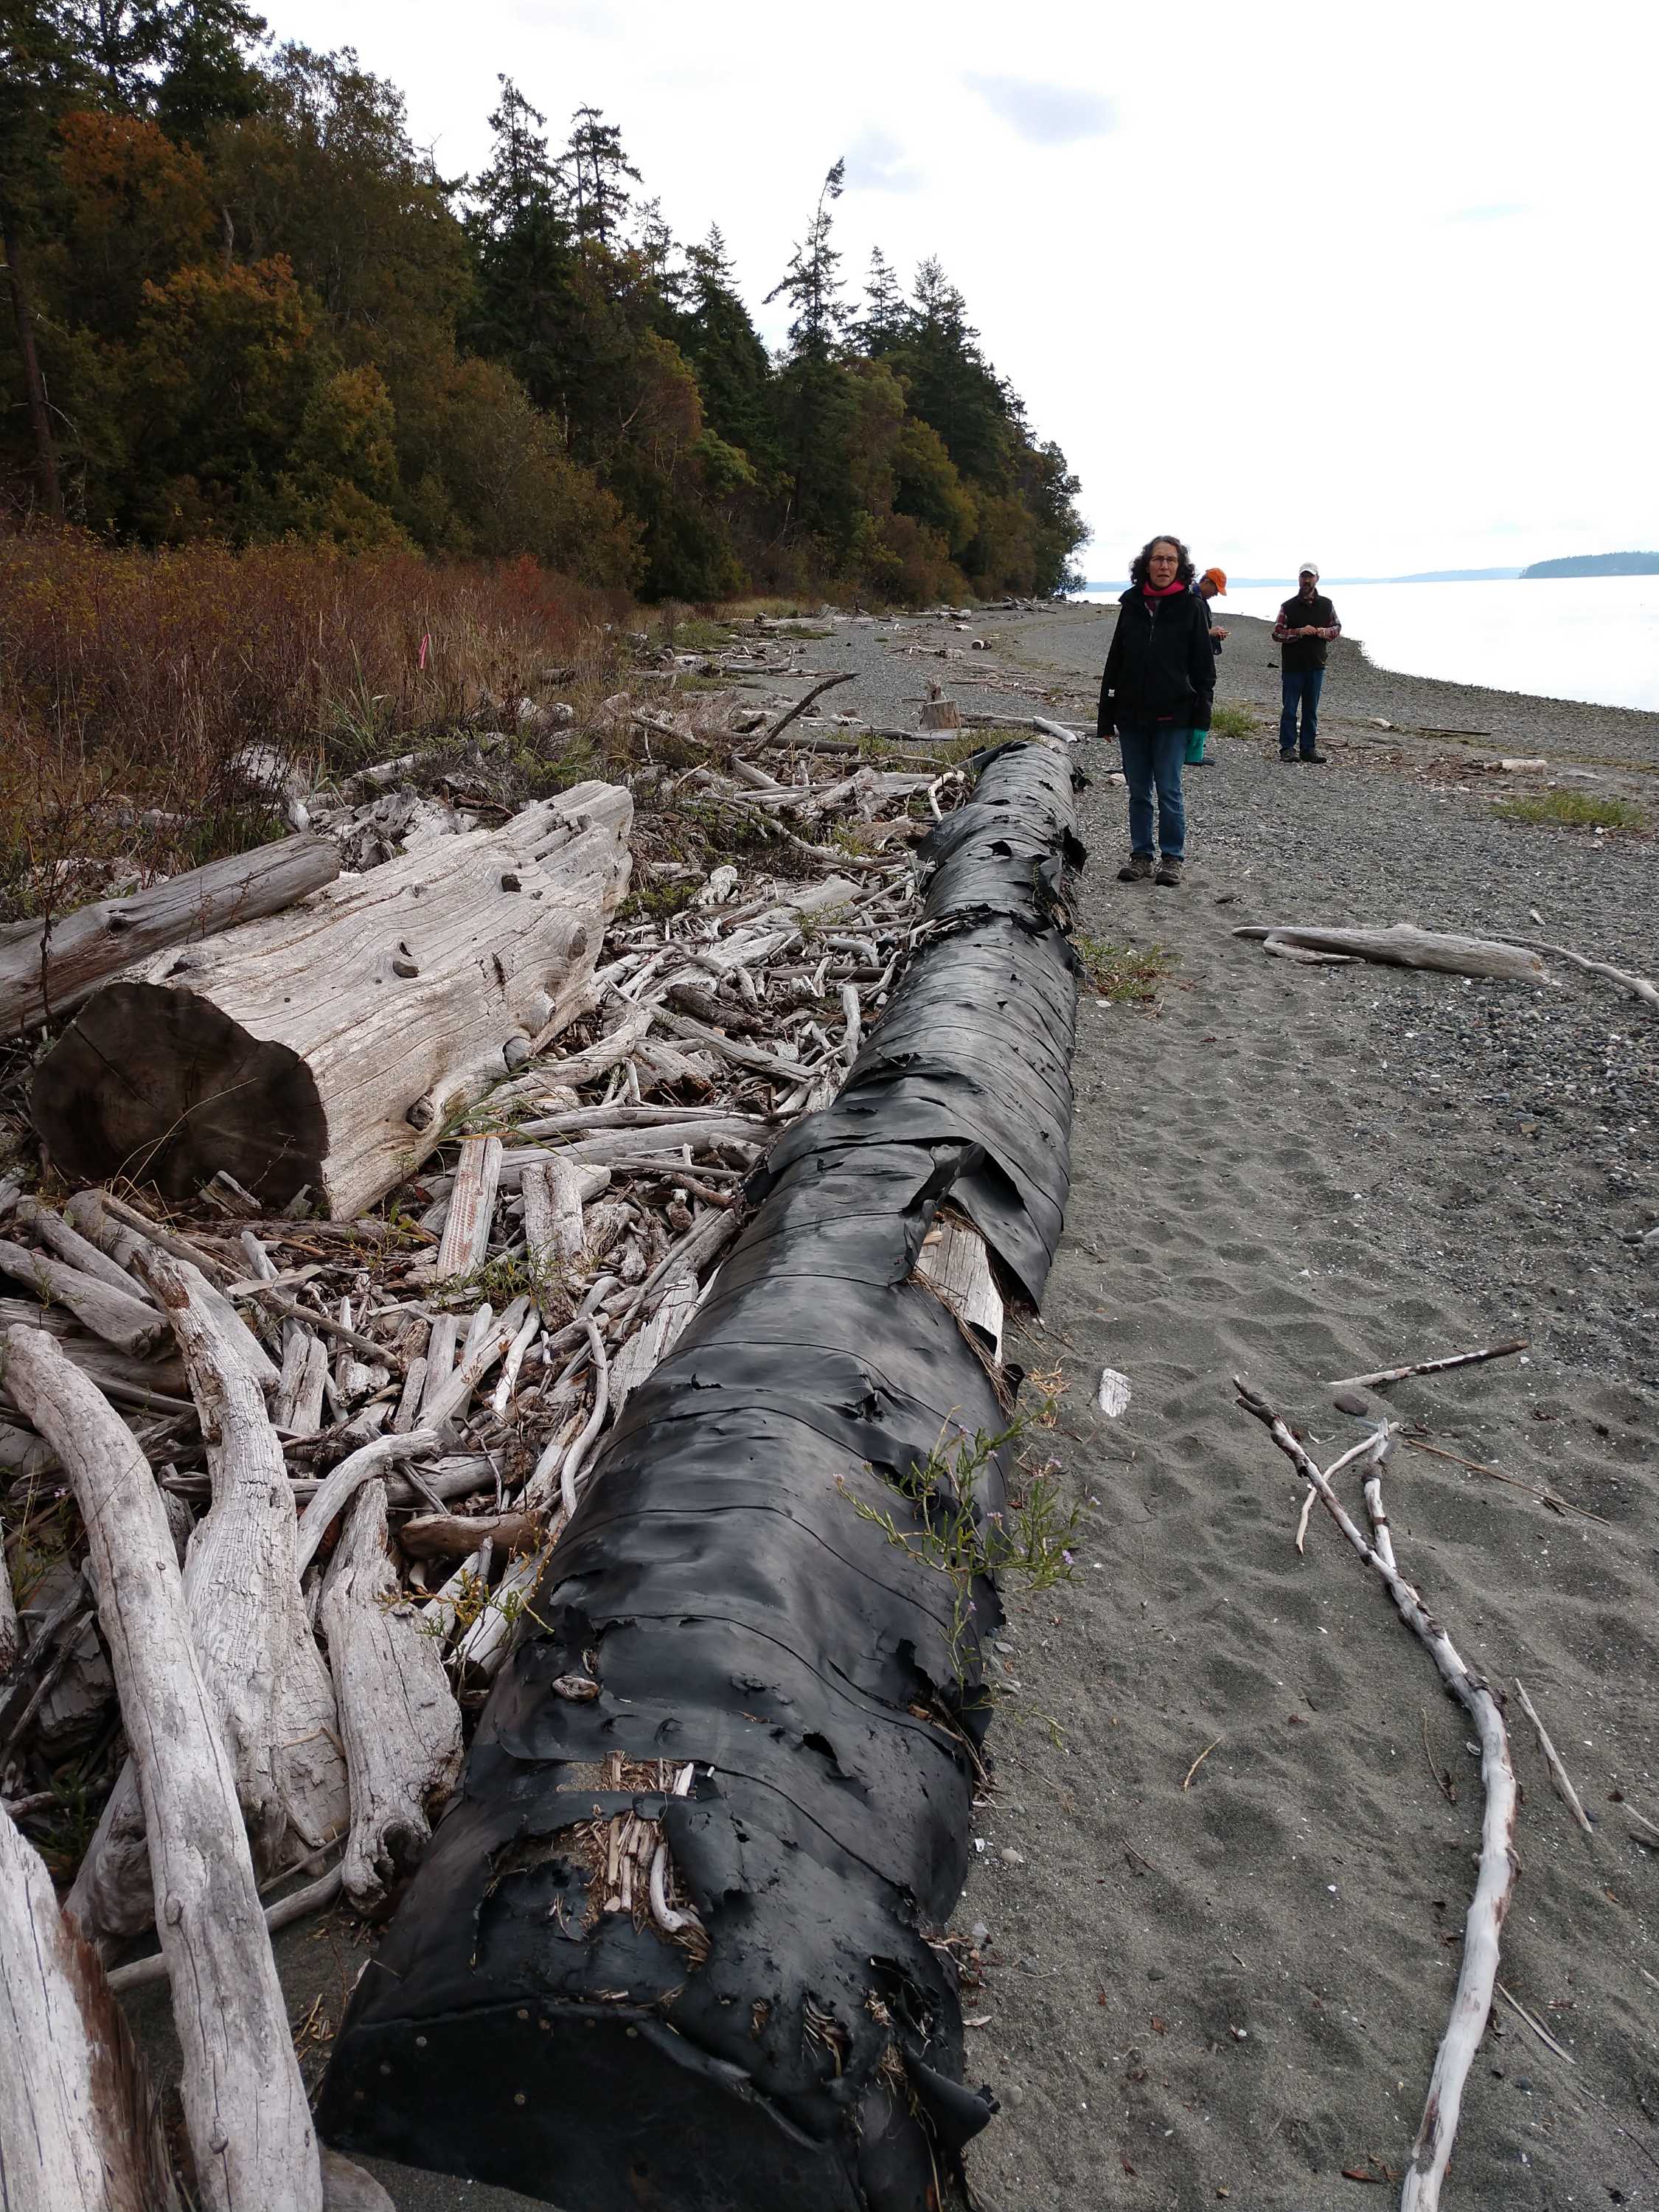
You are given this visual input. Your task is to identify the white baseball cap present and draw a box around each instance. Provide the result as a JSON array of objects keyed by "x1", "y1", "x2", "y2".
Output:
[{"x1": 1298, "y1": 561, "x2": 1321, "y2": 579}]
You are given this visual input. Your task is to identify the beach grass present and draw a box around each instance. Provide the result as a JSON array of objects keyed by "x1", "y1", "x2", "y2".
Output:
[
  {"x1": 1496, "y1": 789, "x2": 1648, "y2": 830},
  {"x1": 1208, "y1": 702, "x2": 1258, "y2": 739}
]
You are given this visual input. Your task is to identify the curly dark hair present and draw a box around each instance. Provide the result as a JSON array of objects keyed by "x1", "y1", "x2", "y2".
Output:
[{"x1": 1128, "y1": 535, "x2": 1195, "y2": 588}]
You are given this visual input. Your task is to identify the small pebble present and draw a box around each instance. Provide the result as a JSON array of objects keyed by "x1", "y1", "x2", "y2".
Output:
[
  {"x1": 1004, "y1": 2083, "x2": 1026, "y2": 2106},
  {"x1": 1332, "y1": 1387, "x2": 1372, "y2": 1416},
  {"x1": 999, "y1": 1846, "x2": 1025, "y2": 1867}
]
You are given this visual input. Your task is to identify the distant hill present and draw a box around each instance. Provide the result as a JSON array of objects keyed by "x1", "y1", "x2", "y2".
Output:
[{"x1": 1521, "y1": 551, "x2": 1659, "y2": 579}]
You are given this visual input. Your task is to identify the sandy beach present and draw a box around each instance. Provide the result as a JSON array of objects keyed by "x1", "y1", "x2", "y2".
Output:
[
  {"x1": 944, "y1": 604, "x2": 1659, "y2": 2208},
  {"x1": 142, "y1": 603, "x2": 1656, "y2": 2211}
]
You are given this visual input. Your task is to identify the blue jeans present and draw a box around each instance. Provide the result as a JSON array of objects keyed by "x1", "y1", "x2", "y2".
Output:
[
  {"x1": 1118, "y1": 720, "x2": 1186, "y2": 859},
  {"x1": 1279, "y1": 668, "x2": 1325, "y2": 754}
]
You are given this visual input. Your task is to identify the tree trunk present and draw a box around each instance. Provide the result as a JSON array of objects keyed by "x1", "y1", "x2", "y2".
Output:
[
  {"x1": 0, "y1": 216, "x2": 62, "y2": 521},
  {"x1": 32, "y1": 787, "x2": 630, "y2": 1217},
  {"x1": 6, "y1": 1328, "x2": 322, "y2": 2211},
  {"x1": 0, "y1": 832, "x2": 339, "y2": 1037}
]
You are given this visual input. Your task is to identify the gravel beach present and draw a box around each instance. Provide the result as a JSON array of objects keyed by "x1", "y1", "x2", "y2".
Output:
[{"x1": 238, "y1": 602, "x2": 1658, "y2": 2210}]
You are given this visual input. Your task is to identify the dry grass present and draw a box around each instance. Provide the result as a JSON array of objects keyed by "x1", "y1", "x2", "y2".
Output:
[{"x1": 0, "y1": 532, "x2": 632, "y2": 922}]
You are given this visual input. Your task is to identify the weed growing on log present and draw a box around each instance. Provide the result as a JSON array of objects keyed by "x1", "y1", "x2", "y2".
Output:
[{"x1": 840, "y1": 1413, "x2": 1080, "y2": 1694}]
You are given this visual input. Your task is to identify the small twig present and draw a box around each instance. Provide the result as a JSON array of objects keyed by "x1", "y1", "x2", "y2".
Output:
[
  {"x1": 1182, "y1": 1738, "x2": 1221, "y2": 1790},
  {"x1": 1512, "y1": 1679, "x2": 1595, "y2": 1836},
  {"x1": 1494, "y1": 1983, "x2": 1576, "y2": 2065},
  {"x1": 1420, "y1": 1708, "x2": 1458, "y2": 1805},
  {"x1": 1399, "y1": 1434, "x2": 1605, "y2": 1525},
  {"x1": 239, "y1": 1281, "x2": 406, "y2": 1372}
]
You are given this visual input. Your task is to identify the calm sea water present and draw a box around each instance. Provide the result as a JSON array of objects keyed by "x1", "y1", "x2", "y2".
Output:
[{"x1": 1074, "y1": 575, "x2": 1659, "y2": 713}]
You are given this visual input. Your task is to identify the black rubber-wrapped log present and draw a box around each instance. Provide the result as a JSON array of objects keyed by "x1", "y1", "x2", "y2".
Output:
[{"x1": 317, "y1": 742, "x2": 1085, "y2": 2209}]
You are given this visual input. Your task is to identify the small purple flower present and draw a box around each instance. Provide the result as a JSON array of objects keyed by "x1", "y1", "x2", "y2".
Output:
[{"x1": 1061, "y1": 1548, "x2": 1075, "y2": 1566}]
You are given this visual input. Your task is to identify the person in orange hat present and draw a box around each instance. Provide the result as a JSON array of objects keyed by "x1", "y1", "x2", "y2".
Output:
[{"x1": 1185, "y1": 567, "x2": 1229, "y2": 765}]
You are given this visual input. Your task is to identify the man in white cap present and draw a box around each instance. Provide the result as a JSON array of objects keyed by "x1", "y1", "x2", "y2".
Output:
[{"x1": 1272, "y1": 563, "x2": 1340, "y2": 761}]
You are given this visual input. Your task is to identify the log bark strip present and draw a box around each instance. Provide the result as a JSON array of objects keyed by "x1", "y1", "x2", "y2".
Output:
[
  {"x1": 4, "y1": 1326, "x2": 321, "y2": 2211},
  {"x1": 0, "y1": 832, "x2": 340, "y2": 1037},
  {"x1": 32, "y1": 787, "x2": 631, "y2": 1217}
]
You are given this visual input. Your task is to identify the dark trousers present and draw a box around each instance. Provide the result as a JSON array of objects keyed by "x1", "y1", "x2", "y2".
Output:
[
  {"x1": 1118, "y1": 720, "x2": 1186, "y2": 859},
  {"x1": 1279, "y1": 667, "x2": 1324, "y2": 755}
]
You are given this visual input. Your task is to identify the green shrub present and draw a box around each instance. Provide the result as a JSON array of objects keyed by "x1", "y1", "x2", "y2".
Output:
[{"x1": 1496, "y1": 790, "x2": 1646, "y2": 830}]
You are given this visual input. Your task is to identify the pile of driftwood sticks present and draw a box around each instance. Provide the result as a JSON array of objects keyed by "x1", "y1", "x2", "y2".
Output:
[{"x1": 0, "y1": 712, "x2": 983, "y2": 2211}]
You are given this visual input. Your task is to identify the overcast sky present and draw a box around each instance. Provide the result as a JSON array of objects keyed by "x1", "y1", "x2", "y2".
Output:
[{"x1": 266, "y1": 0, "x2": 1658, "y2": 580}]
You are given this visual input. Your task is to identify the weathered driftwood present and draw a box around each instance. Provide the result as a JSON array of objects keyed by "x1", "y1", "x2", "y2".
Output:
[
  {"x1": 0, "y1": 1803, "x2": 178, "y2": 2211},
  {"x1": 9, "y1": 1194, "x2": 154, "y2": 1300},
  {"x1": 1324, "y1": 1338, "x2": 1528, "y2": 1393},
  {"x1": 1235, "y1": 1379, "x2": 1517, "y2": 2212},
  {"x1": 293, "y1": 1431, "x2": 441, "y2": 1578},
  {"x1": 0, "y1": 1548, "x2": 18, "y2": 1679},
  {"x1": 320, "y1": 1481, "x2": 464, "y2": 1913},
  {"x1": 432, "y1": 1135, "x2": 501, "y2": 1282},
  {"x1": 132, "y1": 1246, "x2": 348, "y2": 1865},
  {"x1": 0, "y1": 831, "x2": 340, "y2": 1037},
  {"x1": 916, "y1": 1214, "x2": 1004, "y2": 1363},
  {"x1": 0, "y1": 1240, "x2": 166, "y2": 1360},
  {"x1": 1234, "y1": 921, "x2": 1548, "y2": 984},
  {"x1": 521, "y1": 1155, "x2": 586, "y2": 1278},
  {"x1": 32, "y1": 785, "x2": 631, "y2": 1217},
  {"x1": 4, "y1": 1326, "x2": 319, "y2": 2212},
  {"x1": 397, "y1": 1508, "x2": 538, "y2": 1562},
  {"x1": 1493, "y1": 933, "x2": 1659, "y2": 1015},
  {"x1": 63, "y1": 1189, "x2": 278, "y2": 1391}
]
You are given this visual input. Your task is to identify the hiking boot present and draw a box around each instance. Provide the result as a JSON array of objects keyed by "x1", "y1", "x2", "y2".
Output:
[
  {"x1": 1153, "y1": 857, "x2": 1183, "y2": 888},
  {"x1": 1116, "y1": 853, "x2": 1154, "y2": 883},
  {"x1": 1300, "y1": 751, "x2": 1329, "y2": 764},
  {"x1": 1278, "y1": 750, "x2": 1297, "y2": 762}
]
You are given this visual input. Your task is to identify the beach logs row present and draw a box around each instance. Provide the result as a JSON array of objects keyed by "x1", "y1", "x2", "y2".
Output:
[{"x1": 316, "y1": 741, "x2": 1085, "y2": 2212}]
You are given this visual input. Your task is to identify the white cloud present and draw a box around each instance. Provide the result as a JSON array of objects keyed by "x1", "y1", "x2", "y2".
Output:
[
  {"x1": 962, "y1": 73, "x2": 1116, "y2": 145},
  {"x1": 845, "y1": 127, "x2": 922, "y2": 195}
]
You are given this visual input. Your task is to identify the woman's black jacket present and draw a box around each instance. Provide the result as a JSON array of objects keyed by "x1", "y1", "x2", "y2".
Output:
[{"x1": 1096, "y1": 586, "x2": 1216, "y2": 739}]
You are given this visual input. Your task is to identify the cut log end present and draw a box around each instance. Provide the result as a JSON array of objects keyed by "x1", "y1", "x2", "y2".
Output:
[{"x1": 32, "y1": 981, "x2": 328, "y2": 1209}]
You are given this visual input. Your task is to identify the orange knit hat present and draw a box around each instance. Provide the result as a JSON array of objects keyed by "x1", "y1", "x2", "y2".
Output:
[{"x1": 1203, "y1": 566, "x2": 1228, "y2": 593}]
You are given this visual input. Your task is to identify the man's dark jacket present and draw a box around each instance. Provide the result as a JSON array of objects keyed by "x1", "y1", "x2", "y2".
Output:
[{"x1": 1096, "y1": 585, "x2": 1216, "y2": 740}]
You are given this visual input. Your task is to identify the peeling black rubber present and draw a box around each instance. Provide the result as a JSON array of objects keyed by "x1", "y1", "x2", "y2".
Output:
[{"x1": 318, "y1": 741, "x2": 1085, "y2": 2211}]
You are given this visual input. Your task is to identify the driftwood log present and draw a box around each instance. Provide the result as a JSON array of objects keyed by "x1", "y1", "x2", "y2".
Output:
[
  {"x1": 1233, "y1": 921, "x2": 1549, "y2": 984},
  {"x1": 6, "y1": 1326, "x2": 324, "y2": 2210},
  {"x1": 0, "y1": 1802, "x2": 178, "y2": 2211},
  {"x1": 0, "y1": 832, "x2": 341, "y2": 1037},
  {"x1": 319, "y1": 1480, "x2": 465, "y2": 1913},
  {"x1": 70, "y1": 1248, "x2": 349, "y2": 1942},
  {"x1": 32, "y1": 785, "x2": 631, "y2": 1217}
]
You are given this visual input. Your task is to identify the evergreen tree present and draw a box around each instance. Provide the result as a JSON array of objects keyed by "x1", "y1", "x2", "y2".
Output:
[
  {"x1": 673, "y1": 223, "x2": 776, "y2": 471},
  {"x1": 560, "y1": 104, "x2": 639, "y2": 254},
  {"x1": 858, "y1": 244, "x2": 908, "y2": 356}
]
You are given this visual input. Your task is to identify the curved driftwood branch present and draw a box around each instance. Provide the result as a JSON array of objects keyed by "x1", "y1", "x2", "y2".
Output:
[
  {"x1": 321, "y1": 1481, "x2": 464, "y2": 1912},
  {"x1": 130, "y1": 1246, "x2": 347, "y2": 1863},
  {"x1": 1234, "y1": 1378, "x2": 1517, "y2": 2212},
  {"x1": 4, "y1": 1325, "x2": 321, "y2": 2212}
]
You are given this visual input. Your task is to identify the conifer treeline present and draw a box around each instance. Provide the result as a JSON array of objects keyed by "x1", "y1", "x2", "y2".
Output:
[{"x1": 1, "y1": 2, "x2": 1086, "y2": 600}]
